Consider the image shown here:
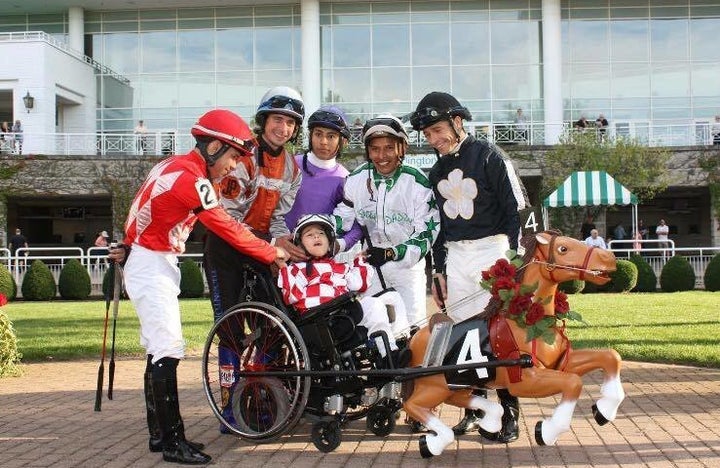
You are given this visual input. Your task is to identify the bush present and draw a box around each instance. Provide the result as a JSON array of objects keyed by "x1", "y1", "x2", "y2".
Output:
[
  {"x1": 629, "y1": 254, "x2": 657, "y2": 292},
  {"x1": 659, "y1": 255, "x2": 696, "y2": 292},
  {"x1": 0, "y1": 309, "x2": 23, "y2": 377},
  {"x1": 179, "y1": 259, "x2": 205, "y2": 298},
  {"x1": 102, "y1": 265, "x2": 125, "y2": 299},
  {"x1": 558, "y1": 279, "x2": 585, "y2": 294},
  {"x1": 606, "y1": 259, "x2": 638, "y2": 293},
  {"x1": 21, "y1": 260, "x2": 57, "y2": 301},
  {"x1": 58, "y1": 259, "x2": 92, "y2": 300},
  {"x1": 703, "y1": 253, "x2": 720, "y2": 292},
  {"x1": 0, "y1": 264, "x2": 17, "y2": 300}
]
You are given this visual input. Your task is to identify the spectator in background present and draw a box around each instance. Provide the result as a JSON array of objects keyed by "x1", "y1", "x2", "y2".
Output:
[
  {"x1": 584, "y1": 229, "x2": 607, "y2": 249},
  {"x1": 613, "y1": 223, "x2": 627, "y2": 242},
  {"x1": 94, "y1": 230, "x2": 110, "y2": 266},
  {"x1": 12, "y1": 120, "x2": 22, "y2": 155},
  {"x1": 595, "y1": 114, "x2": 609, "y2": 142},
  {"x1": 514, "y1": 108, "x2": 529, "y2": 143},
  {"x1": 9, "y1": 228, "x2": 29, "y2": 267},
  {"x1": 134, "y1": 120, "x2": 149, "y2": 154},
  {"x1": 656, "y1": 218, "x2": 670, "y2": 256},
  {"x1": 580, "y1": 214, "x2": 596, "y2": 240},
  {"x1": 712, "y1": 115, "x2": 720, "y2": 146},
  {"x1": 573, "y1": 115, "x2": 589, "y2": 131}
]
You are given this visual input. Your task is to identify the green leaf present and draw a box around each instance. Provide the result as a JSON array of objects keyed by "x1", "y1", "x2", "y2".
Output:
[
  {"x1": 541, "y1": 329, "x2": 556, "y2": 345},
  {"x1": 520, "y1": 282, "x2": 537, "y2": 295},
  {"x1": 498, "y1": 289, "x2": 514, "y2": 302}
]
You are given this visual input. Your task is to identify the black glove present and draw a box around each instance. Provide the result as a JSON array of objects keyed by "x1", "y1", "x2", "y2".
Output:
[{"x1": 366, "y1": 247, "x2": 395, "y2": 267}]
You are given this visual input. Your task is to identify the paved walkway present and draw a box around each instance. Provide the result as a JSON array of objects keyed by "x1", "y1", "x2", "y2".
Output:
[{"x1": 1, "y1": 358, "x2": 718, "y2": 467}]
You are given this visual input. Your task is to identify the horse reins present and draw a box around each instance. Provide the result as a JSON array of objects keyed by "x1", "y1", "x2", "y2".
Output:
[{"x1": 532, "y1": 233, "x2": 603, "y2": 282}]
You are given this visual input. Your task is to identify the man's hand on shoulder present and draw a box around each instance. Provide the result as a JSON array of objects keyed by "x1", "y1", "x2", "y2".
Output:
[{"x1": 275, "y1": 235, "x2": 308, "y2": 263}]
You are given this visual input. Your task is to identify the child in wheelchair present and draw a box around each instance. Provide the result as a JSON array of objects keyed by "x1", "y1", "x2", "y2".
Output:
[{"x1": 278, "y1": 214, "x2": 398, "y2": 360}]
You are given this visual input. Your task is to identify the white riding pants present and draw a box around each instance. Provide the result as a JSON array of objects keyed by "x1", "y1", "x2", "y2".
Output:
[
  {"x1": 445, "y1": 234, "x2": 510, "y2": 323},
  {"x1": 124, "y1": 244, "x2": 185, "y2": 363}
]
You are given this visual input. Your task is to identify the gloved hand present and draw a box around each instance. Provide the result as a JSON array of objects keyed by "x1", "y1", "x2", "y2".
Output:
[{"x1": 366, "y1": 247, "x2": 395, "y2": 267}]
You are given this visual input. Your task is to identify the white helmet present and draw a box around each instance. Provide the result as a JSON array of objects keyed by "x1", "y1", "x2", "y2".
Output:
[
  {"x1": 362, "y1": 114, "x2": 409, "y2": 145},
  {"x1": 256, "y1": 86, "x2": 305, "y2": 123},
  {"x1": 293, "y1": 214, "x2": 336, "y2": 256}
]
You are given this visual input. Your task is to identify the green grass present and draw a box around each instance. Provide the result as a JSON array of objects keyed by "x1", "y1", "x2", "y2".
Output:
[
  {"x1": 2, "y1": 292, "x2": 719, "y2": 368},
  {"x1": 2, "y1": 298, "x2": 213, "y2": 362}
]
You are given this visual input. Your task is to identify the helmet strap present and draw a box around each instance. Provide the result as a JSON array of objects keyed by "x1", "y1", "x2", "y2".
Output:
[{"x1": 196, "y1": 139, "x2": 230, "y2": 167}]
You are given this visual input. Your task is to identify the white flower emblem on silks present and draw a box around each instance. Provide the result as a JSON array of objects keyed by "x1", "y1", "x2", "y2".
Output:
[{"x1": 437, "y1": 168, "x2": 478, "y2": 220}]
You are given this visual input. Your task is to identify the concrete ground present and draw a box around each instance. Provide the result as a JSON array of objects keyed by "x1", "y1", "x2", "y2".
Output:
[{"x1": 1, "y1": 357, "x2": 718, "y2": 467}]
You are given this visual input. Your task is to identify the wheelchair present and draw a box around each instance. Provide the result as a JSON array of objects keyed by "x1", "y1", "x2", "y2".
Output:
[{"x1": 201, "y1": 262, "x2": 406, "y2": 452}]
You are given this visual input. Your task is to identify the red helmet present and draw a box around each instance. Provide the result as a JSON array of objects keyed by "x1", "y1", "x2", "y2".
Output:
[{"x1": 191, "y1": 109, "x2": 256, "y2": 161}]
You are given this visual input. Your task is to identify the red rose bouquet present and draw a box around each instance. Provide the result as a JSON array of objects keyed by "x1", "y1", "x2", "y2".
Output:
[{"x1": 480, "y1": 252, "x2": 584, "y2": 344}]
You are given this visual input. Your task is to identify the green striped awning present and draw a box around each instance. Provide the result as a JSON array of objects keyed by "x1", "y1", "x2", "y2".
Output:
[{"x1": 543, "y1": 171, "x2": 638, "y2": 207}]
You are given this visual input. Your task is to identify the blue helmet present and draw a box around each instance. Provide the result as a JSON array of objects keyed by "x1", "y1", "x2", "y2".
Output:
[{"x1": 308, "y1": 106, "x2": 351, "y2": 140}]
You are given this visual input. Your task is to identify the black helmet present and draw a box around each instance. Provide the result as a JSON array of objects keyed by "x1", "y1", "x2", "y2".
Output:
[
  {"x1": 410, "y1": 91, "x2": 473, "y2": 131},
  {"x1": 293, "y1": 214, "x2": 337, "y2": 256},
  {"x1": 308, "y1": 106, "x2": 351, "y2": 140}
]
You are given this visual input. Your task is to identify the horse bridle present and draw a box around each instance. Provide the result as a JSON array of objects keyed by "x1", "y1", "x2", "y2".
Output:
[{"x1": 531, "y1": 233, "x2": 604, "y2": 282}]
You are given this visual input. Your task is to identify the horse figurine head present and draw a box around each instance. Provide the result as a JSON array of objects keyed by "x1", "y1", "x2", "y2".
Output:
[{"x1": 403, "y1": 230, "x2": 624, "y2": 458}]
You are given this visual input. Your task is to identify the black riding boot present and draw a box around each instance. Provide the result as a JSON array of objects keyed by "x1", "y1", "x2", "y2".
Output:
[
  {"x1": 452, "y1": 389, "x2": 487, "y2": 435},
  {"x1": 479, "y1": 389, "x2": 520, "y2": 443},
  {"x1": 145, "y1": 356, "x2": 205, "y2": 453},
  {"x1": 152, "y1": 358, "x2": 211, "y2": 465}
]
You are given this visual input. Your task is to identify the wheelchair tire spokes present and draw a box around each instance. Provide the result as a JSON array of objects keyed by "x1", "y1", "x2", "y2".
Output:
[{"x1": 202, "y1": 302, "x2": 310, "y2": 442}]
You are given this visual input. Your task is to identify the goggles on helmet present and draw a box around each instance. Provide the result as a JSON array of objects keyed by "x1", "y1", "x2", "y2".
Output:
[
  {"x1": 362, "y1": 116, "x2": 409, "y2": 144},
  {"x1": 410, "y1": 106, "x2": 471, "y2": 131},
  {"x1": 258, "y1": 95, "x2": 305, "y2": 119},
  {"x1": 191, "y1": 123, "x2": 256, "y2": 157}
]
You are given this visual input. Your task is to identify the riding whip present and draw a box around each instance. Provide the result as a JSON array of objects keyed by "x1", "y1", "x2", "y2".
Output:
[
  {"x1": 94, "y1": 262, "x2": 115, "y2": 412},
  {"x1": 107, "y1": 263, "x2": 122, "y2": 400}
]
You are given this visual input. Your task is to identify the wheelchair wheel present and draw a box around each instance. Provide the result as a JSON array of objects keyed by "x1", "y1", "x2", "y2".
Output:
[
  {"x1": 366, "y1": 404, "x2": 396, "y2": 437},
  {"x1": 202, "y1": 302, "x2": 311, "y2": 442},
  {"x1": 311, "y1": 420, "x2": 342, "y2": 453}
]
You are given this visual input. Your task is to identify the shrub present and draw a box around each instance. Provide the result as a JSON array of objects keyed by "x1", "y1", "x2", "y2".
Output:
[
  {"x1": 558, "y1": 279, "x2": 585, "y2": 294},
  {"x1": 58, "y1": 259, "x2": 92, "y2": 300},
  {"x1": 0, "y1": 308, "x2": 23, "y2": 377},
  {"x1": 102, "y1": 265, "x2": 125, "y2": 299},
  {"x1": 179, "y1": 259, "x2": 205, "y2": 298},
  {"x1": 606, "y1": 259, "x2": 637, "y2": 293},
  {"x1": 21, "y1": 260, "x2": 57, "y2": 301},
  {"x1": 629, "y1": 254, "x2": 657, "y2": 292},
  {"x1": 659, "y1": 255, "x2": 696, "y2": 292},
  {"x1": 0, "y1": 264, "x2": 17, "y2": 300},
  {"x1": 703, "y1": 253, "x2": 720, "y2": 292}
]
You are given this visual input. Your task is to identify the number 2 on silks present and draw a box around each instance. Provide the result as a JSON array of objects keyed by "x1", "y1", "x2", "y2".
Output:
[
  {"x1": 455, "y1": 328, "x2": 489, "y2": 379},
  {"x1": 519, "y1": 206, "x2": 542, "y2": 236},
  {"x1": 195, "y1": 179, "x2": 219, "y2": 210}
]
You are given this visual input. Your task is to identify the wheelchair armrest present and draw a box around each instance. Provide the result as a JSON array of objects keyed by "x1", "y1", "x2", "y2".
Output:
[{"x1": 294, "y1": 292, "x2": 358, "y2": 326}]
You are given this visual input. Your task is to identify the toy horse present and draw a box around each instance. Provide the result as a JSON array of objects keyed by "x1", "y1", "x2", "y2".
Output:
[{"x1": 403, "y1": 231, "x2": 624, "y2": 457}]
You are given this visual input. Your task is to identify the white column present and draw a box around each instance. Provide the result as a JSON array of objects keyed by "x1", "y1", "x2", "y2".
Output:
[
  {"x1": 542, "y1": 0, "x2": 563, "y2": 145},
  {"x1": 301, "y1": 0, "x2": 321, "y2": 115},
  {"x1": 68, "y1": 6, "x2": 84, "y2": 54}
]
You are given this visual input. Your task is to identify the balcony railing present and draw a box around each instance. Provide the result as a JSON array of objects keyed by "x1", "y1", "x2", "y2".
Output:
[{"x1": 2, "y1": 120, "x2": 718, "y2": 158}]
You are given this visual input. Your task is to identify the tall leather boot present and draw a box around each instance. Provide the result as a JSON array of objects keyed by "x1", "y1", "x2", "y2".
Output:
[
  {"x1": 152, "y1": 357, "x2": 211, "y2": 465},
  {"x1": 145, "y1": 355, "x2": 205, "y2": 453},
  {"x1": 452, "y1": 389, "x2": 487, "y2": 435},
  {"x1": 479, "y1": 389, "x2": 520, "y2": 443}
]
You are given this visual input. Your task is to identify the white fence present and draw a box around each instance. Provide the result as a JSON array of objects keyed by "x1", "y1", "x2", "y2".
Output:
[
  {"x1": 6, "y1": 120, "x2": 720, "y2": 157},
  {"x1": 1, "y1": 244, "x2": 719, "y2": 299}
]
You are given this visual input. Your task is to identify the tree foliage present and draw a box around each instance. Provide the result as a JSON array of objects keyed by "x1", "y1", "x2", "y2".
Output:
[{"x1": 541, "y1": 131, "x2": 672, "y2": 235}]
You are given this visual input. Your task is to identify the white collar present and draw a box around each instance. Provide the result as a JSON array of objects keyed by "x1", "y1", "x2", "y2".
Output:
[{"x1": 307, "y1": 151, "x2": 338, "y2": 169}]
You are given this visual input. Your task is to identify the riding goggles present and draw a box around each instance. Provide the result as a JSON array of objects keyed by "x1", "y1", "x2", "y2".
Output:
[
  {"x1": 309, "y1": 110, "x2": 351, "y2": 138},
  {"x1": 362, "y1": 116, "x2": 409, "y2": 144},
  {"x1": 410, "y1": 105, "x2": 473, "y2": 130},
  {"x1": 258, "y1": 95, "x2": 305, "y2": 118}
]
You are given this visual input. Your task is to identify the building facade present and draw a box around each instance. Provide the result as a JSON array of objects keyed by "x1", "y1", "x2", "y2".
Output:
[{"x1": 1, "y1": 0, "x2": 720, "y2": 250}]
